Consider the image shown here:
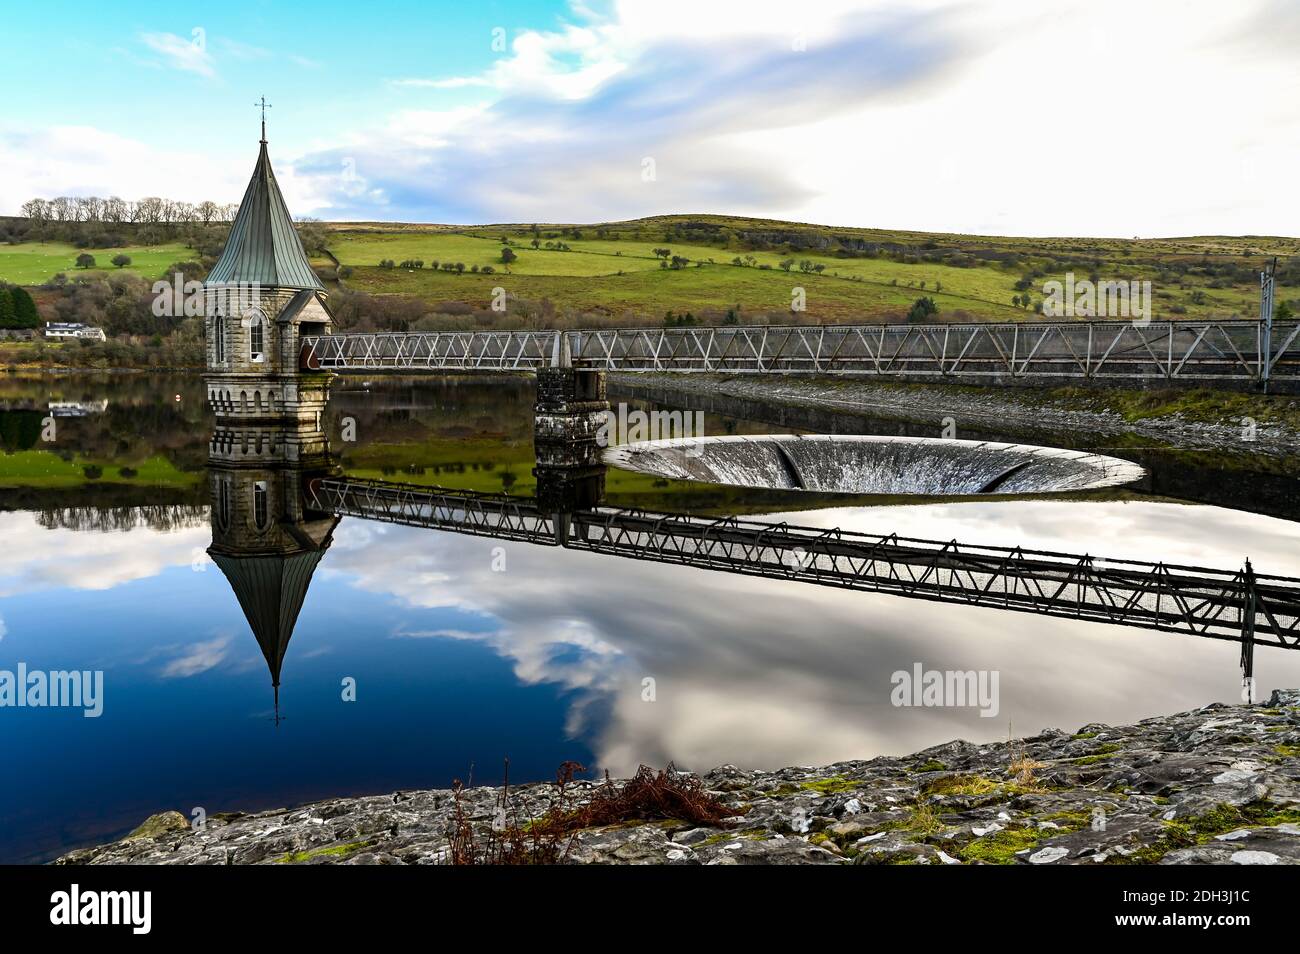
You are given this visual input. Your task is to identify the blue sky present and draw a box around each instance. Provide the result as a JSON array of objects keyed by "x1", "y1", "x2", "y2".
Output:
[
  {"x1": 0, "y1": 1, "x2": 571, "y2": 150},
  {"x1": 2, "y1": 0, "x2": 1299, "y2": 235}
]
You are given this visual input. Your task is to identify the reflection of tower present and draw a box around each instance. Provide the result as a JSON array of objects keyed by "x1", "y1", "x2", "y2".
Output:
[
  {"x1": 203, "y1": 122, "x2": 342, "y2": 723},
  {"x1": 207, "y1": 424, "x2": 338, "y2": 723}
]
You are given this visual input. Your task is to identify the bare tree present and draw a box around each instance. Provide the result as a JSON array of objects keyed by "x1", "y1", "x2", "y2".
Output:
[
  {"x1": 74, "y1": 197, "x2": 103, "y2": 222},
  {"x1": 20, "y1": 199, "x2": 49, "y2": 226},
  {"x1": 136, "y1": 197, "x2": 164, "y2": 224},
  {"x1": 102, "y1": 196, "x2": 128, "y2": 223}
]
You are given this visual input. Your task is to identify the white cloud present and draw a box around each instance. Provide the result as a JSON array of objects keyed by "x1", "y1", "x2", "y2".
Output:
[
  {"x1": 135, "y1": 31, "x2": 320, "y2": 80},
  {"x1": 214, "y1": 37, "x2": 270, "y2": 61},
  {"x1": 0, "y1": 512, "x2": 209, "y2": 597},
  {"x1": 0, "y1": 125, "x2": 307, "y2": 217},
  {"x1": 160, "y1": 636, "x2": 231, "y2": 678},
  {"x1": 288, "y1": 0, "x2": 1300, "y2": 234},
  {"x1": 10, "y1": 0, "x2": 1300, "y2": 235},
  {"x1": 392, "y1": 628, "x2": 488, "y2": 640},
  {"x1": 140, "y1": 31, "x2": 216, "y2": 79}
]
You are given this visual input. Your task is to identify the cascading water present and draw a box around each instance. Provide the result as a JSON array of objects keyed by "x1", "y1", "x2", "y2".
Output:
[{"x1": 603, "y1": 434, "x2": 1146, "y2": 495}]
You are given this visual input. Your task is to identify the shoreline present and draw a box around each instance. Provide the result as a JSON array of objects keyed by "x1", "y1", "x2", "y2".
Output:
[
  {"x1": 55, "y1": 689, "x2": 1300, "y2": 865},
  {"x1": 6, "y1": 365, "x2": 1297, "y2": 458},
  {"x1": 1, "y1": 365, "x2": 199, "y2": 375}
]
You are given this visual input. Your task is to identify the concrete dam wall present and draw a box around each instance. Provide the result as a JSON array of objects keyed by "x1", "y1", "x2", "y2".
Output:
[{"x1": 603, "y1": 434, "x2": 1146, "y2": 496}]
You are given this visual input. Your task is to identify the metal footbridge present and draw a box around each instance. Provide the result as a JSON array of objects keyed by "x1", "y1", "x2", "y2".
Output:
[{"x1": 301, "y1": 320, "x2": 1300, "y2": 385}]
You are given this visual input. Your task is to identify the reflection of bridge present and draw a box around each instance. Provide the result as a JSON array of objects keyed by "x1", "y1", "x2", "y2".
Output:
[
  {"x1": 309, "y1": 476, "x2": 1300, "y2": 674},
  {"x1": 205, "y1": 407, "x2": 1295, "y2": 716},
  {"x1": 301, "y1": 321, "x2": 1300, "y2": 388}
]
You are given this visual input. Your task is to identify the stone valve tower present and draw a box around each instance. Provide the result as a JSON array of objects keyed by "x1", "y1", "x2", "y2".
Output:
[{"x1": 203, "y1": 124, "x2": 334, "y2": 434}]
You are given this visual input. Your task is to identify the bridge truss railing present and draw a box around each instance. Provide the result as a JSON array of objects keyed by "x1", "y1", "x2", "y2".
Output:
[
  {"x1": 309, "y1": 477, "x2": 561, "y2": 543},
  {"x1": 567, "y1": 509, "x2": 1300, "y2": 652},
  {"x1": 309, "y1": 478, "x2": 1300, "y2": 657},
  {"x1": 301, "y1": 320, "x2": 1300, "y2": 382}
]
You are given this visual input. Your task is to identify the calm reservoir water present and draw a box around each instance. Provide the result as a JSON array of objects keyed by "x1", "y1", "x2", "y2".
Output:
[{"x1": 1, "y1": 372, "x2": 1298, "y2": 863}]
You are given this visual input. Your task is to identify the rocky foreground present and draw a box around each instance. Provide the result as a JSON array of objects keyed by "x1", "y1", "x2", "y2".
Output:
[{"x1": 58, "y1": 691, "x2": 1300, "y2": 865}]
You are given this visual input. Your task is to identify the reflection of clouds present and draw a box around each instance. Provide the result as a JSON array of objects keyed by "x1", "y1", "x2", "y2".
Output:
[
  {"x1": 792, "y1": 501, "x2": 1300, "y2": 575},
  {"x1": 0, "y1": 513, "x2": 208, "y2": 597},
  {"x1": 394, "y1": 628, "x2": 490, "y2": 640},
  {"x1": 326, "y1": 500, "x2": 1300, "y2": 776},
  {"x1": 159, "y1": 636, "x2": 231, "y2": 678},
  {"x1": 0, "y1": 613, "x2": 5, "y2": 641}
]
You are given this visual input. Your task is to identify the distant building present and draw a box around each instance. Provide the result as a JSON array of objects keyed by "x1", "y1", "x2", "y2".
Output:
[
  {"x1": 47, "y1": 400, "x2": 109, "y2": 417},
  {"x1": 44, "y1": 322, "x2": 106, "y2": 341}
]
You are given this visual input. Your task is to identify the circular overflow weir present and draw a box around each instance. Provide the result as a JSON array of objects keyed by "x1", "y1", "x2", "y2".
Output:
[{"x1": 603, "y1": 434, "x2": 1146, "y2": 496}]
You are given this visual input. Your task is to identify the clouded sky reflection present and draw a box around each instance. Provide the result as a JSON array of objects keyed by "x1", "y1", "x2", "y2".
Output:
[
  {"x1": 3, "y1": 497, "x2": 1298, "y2": 862},
  {"x1": 324, "y1": 498, "x2": 1300, "y2": 775}
]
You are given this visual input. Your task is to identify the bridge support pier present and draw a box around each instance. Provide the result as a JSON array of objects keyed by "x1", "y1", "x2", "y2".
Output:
[
  {"x1": 1241, "y1": 559, "x2": 1257, "y2": 703},
  {"x1": 533, "y1": 367, "x2": 608, "y2": 516},
  {"x1": 534, "y1": 465, "x2": 605, "y2": 522},
  {"x1": 534, "y1": 367, "x2": 608, "y2": 469}
]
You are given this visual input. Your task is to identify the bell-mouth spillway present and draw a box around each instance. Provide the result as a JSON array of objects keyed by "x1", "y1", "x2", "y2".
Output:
[{"x1": 603, "y1": 434, "x2": 1146, "y2": 496}]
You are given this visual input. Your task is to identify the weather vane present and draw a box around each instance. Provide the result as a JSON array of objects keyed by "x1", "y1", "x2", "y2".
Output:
[{"x1": 255, "y1": 96, "x2": 272, "y2": 142}]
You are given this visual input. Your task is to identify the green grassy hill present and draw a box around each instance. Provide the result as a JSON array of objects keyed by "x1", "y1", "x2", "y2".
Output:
[
  {"x1": 2, "y1": 212, "x2": 1295, "y2": 328},
  {"x1": 317, "y1": 215, "x2": 1299, "y2": 325},
  {"x1": 0, "y1": 241, "x2": 192, "y2": 285}
]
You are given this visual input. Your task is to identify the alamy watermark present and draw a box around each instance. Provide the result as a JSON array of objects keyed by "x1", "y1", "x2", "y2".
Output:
[
  {"x1": 1042, "y1": 272, "x2": 1152, "y2": 324},
  {"x1": 596, "y1": 402, "x2": 705, "y2": 455},
  {"x1": 50, "y1": 884, "x2": 150, "y2": 934},
  {"x1": 152, "y1": 273, "x2": 263, "y2": 318},
  {"x1": 890, "y1": 663, "x2": 999, "y2": 718},
  {"x1": 1, "y1": 664, "x2": 103, "y2": 717}
]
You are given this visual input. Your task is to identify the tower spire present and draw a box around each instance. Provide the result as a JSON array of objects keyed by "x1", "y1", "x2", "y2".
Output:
[
  {"x1": 255, "y1": 96, "x2": 272, "y2": 143},
  {"x1": 206, "y1": 112, "x2": 324, "y2": 291}
]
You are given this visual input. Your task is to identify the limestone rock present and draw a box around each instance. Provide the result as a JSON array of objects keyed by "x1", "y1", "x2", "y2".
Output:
[
  {"x1": 125, "y1": 811, "x2": 190, "y2": 841},
  {"x1": 55, "y1": 692, "x2": 1300, "y2": 866}
]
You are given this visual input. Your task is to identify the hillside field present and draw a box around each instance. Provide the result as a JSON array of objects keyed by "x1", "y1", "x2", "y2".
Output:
[
  {"x1": 316, "y1": 216, "x2": 1299, "y2": 324},
  {"x1": 2, "y1": 214, "x2": 1295, "y2": 327},
  {"x1": 0, "y1": 241, "x2": 191, "y2": 285}
]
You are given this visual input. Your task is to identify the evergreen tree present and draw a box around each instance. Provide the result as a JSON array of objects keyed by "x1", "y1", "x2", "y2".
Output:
[
  {"x1": 906, "y1": 296, "x2": 939, "y2": 323},
  {"x1": 10, "y1": 286, "x2": 39, "y2": 328},
  {"x1": 0, "y1": 410, "x2": 43, "y2": 451},
  {"x1": 0, "y1": 287, "x2": 15, "y2": 329}
]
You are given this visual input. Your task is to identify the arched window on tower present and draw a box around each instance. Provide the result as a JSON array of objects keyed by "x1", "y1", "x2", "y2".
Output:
[
  {"x1": 253, "y1": 480, "x2": 270, "y2": 531},
  {"x1": 214, "y1": 313, "x2": 226, "y2": 364},
  {"x1": 247, "y1": 310, "x2": 266, "y2": 363},
  {"x1": 216, "y1": 477, "x2": 232, "y2": 531}
]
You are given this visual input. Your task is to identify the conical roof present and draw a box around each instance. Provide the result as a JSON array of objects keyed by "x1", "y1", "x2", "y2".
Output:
[
  {"x1": 207, "y1": 140, "x2": 324, "y2": 291},
  {"x1": 210, "y1": 550, "x2": 327, "y2": 687}
]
